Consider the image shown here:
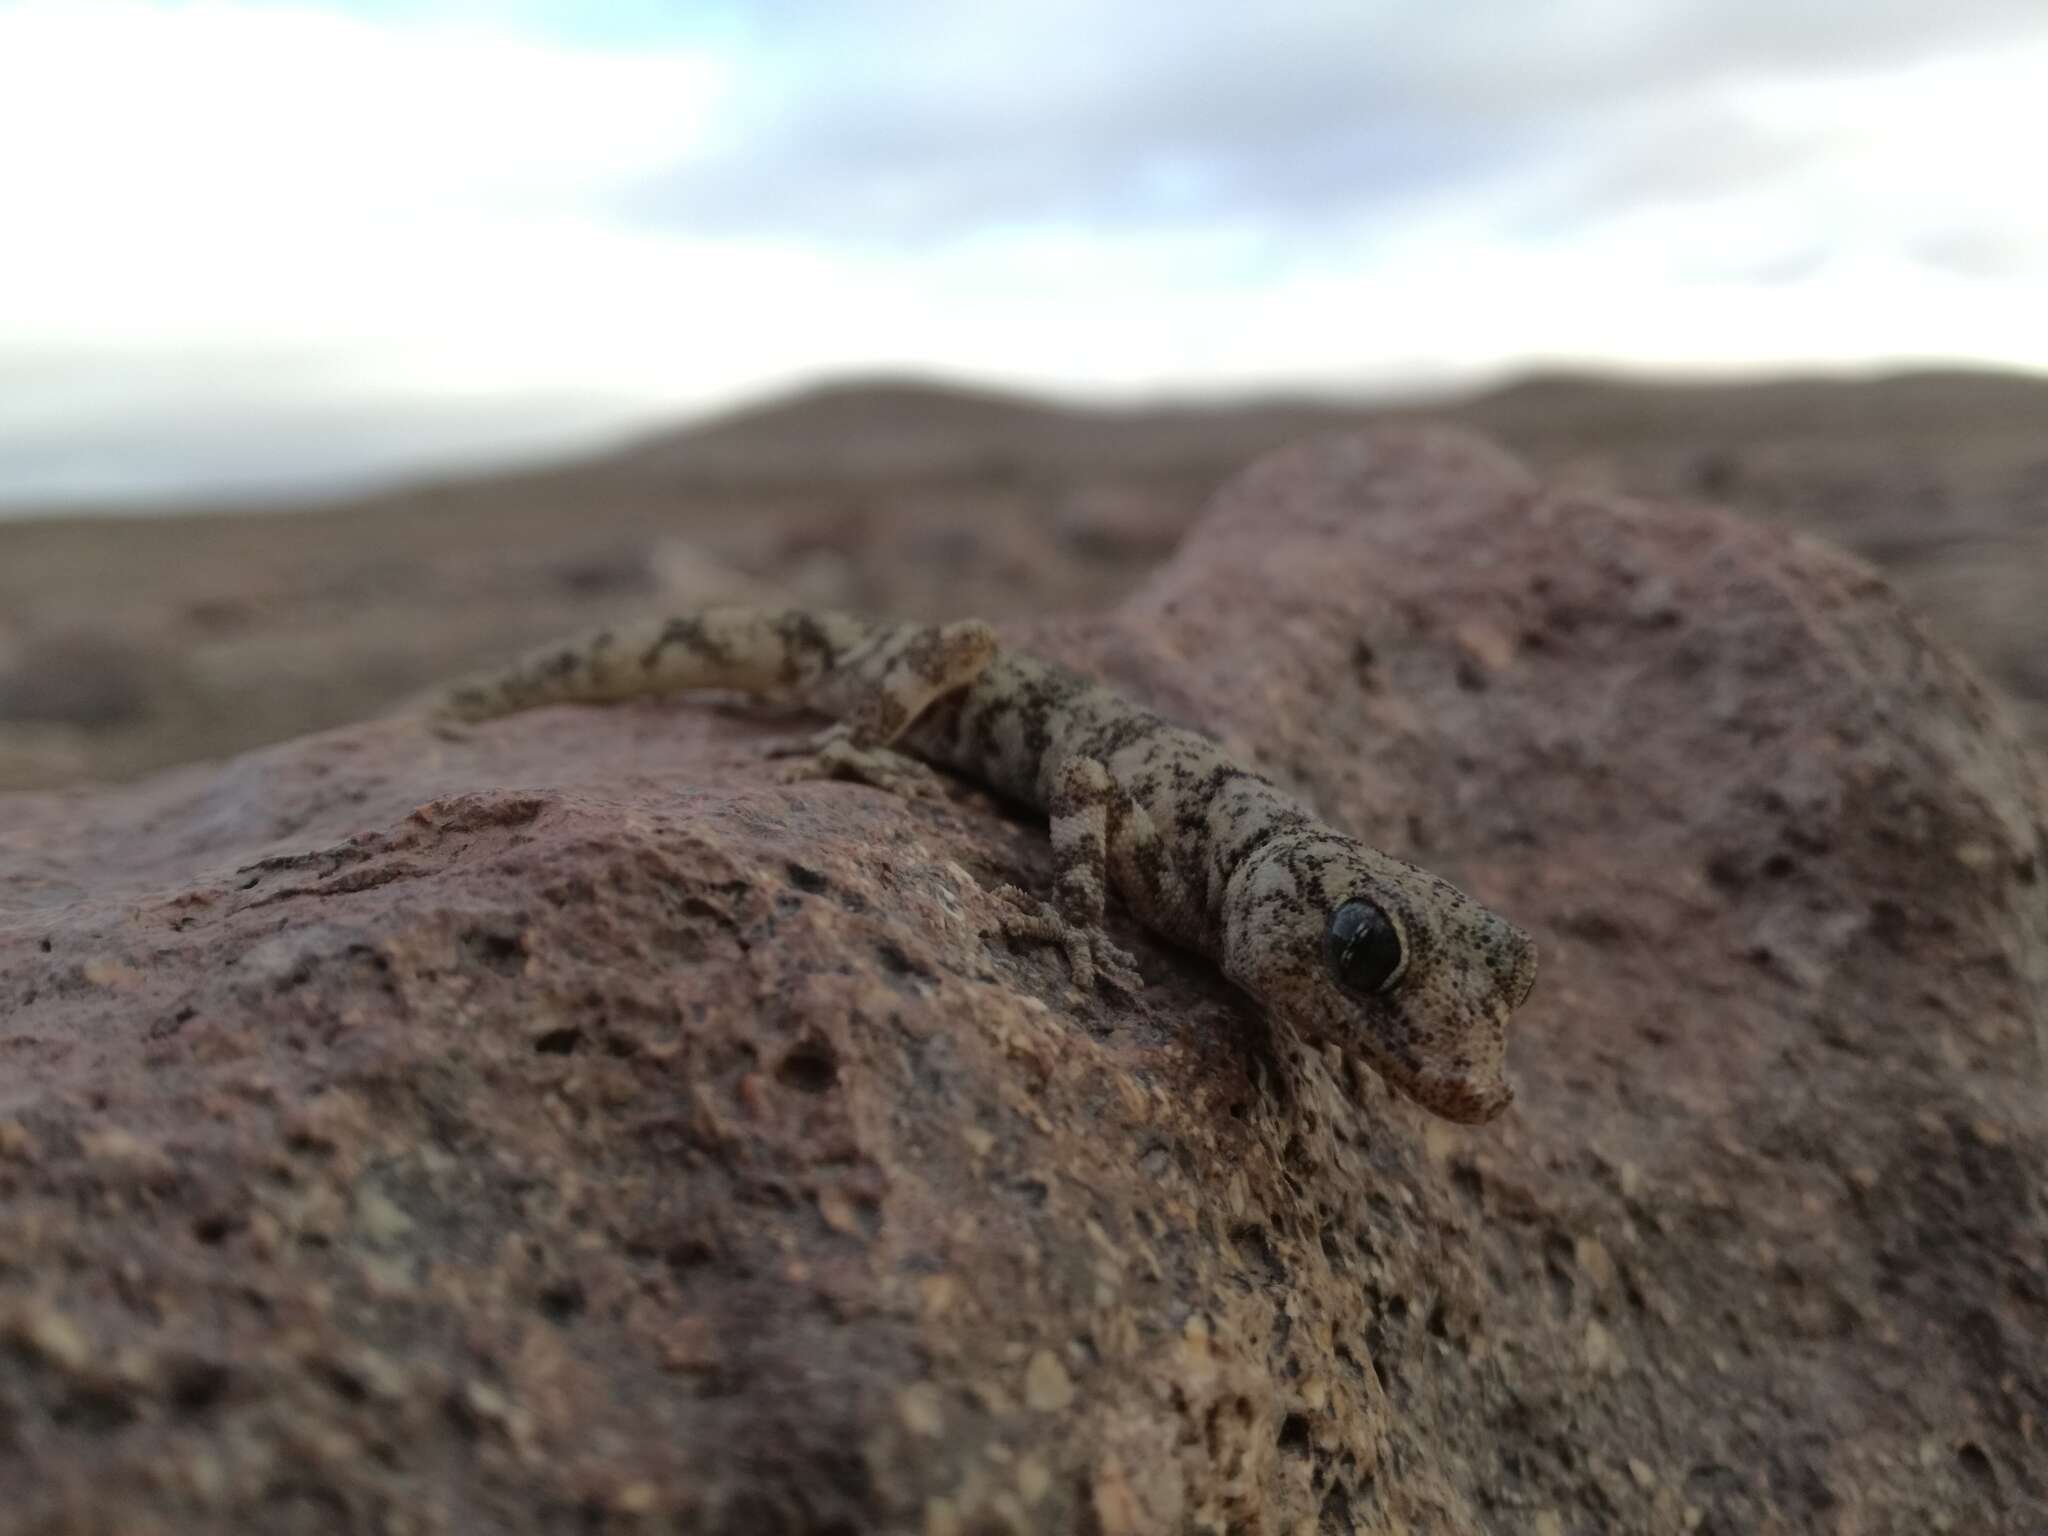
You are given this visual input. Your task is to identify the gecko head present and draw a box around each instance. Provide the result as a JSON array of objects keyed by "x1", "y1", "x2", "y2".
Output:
[{"x1": 1221, "y1": 831, "x2": 1536, "y2": 1124}]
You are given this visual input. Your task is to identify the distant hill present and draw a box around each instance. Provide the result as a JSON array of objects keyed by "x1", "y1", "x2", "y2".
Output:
[
  {"x1": 1461, "y1": 366, "x2": 2048, "y2": 440},
  {"x1": 538, "y1": 365, "x2": 2048, "y2": 491},
  {"x1": 3, "y1": 365, "x2": 2045, "y2": 788},
  {"x1": 606, "y1": 375, "x2": 1371, "y2": 486}
]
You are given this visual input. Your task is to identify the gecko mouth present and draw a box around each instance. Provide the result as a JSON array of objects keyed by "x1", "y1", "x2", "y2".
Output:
[
  {"x1": 1353, "y1": 1023, "x2": 1514, "y2": 1125},
  {"x1": 1367, "y1": 996, "x2": 1516, "y2": 1124},
  {"x1": 1407, "y1": 1065, "x2": 1515, "y2": 1124}
]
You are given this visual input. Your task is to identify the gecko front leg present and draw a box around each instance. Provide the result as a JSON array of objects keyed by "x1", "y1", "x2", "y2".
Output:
[
  {"x1": 994, "y1": 755, "x2": 1145, "y2": 993},
  {"x1": 770, "y1": 619, "x2": 997, "y2": 798},
  {"x1": 767, "y1": 722, "x2": 948, "y2": 798}
]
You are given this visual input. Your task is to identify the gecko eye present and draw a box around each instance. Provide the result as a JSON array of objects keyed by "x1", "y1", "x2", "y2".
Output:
[{"x1": 1325, "y1": 899, "x2": 1407, "y2": 995}]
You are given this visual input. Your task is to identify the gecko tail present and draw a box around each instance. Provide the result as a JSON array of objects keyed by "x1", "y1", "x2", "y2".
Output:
[{"x1": 435, "y1": 607, "x2": 883, "y2": 724}]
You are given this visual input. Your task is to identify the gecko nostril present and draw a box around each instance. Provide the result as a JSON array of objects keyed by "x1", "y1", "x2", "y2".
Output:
[
  {"x1": 1474, "y1": 916, "x2": 1538, "y2": 1009},
  {"x1": 1497, "y1": 947, "x2": 1537, "y2": 1006}
]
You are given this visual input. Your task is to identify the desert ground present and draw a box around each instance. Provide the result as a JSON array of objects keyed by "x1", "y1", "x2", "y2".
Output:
[{"x1": 3, "y1": 369, "x2": 2045, "y2": 789}]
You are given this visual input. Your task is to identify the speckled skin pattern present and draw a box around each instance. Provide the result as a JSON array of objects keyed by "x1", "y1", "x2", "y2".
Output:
[{"x1": 442, "y1": 607, "x2": 1538, "y2": 1122}]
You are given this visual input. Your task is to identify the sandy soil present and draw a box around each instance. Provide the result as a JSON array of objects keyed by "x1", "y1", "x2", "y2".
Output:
[{"x1": 3, "y1": 369, "x2": 2044, "y2": 789}]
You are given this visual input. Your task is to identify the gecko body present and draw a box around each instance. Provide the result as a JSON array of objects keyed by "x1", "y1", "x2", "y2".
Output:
[{"x1": 442, "y1": 608, "x2": 1537, "y2": 1123}]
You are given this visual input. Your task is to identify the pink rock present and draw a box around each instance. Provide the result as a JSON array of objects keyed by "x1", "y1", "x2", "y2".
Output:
[{"x1": 1, "y1": 426, "x2": 2042, "y2": 1534}]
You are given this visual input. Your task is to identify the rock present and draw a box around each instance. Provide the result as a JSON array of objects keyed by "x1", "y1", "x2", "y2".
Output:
[
  {"x1": 0, "y1": 724, "x2": 93, "y2": 793},
  {"x1": 0, "y1": 631, "x2": 163, "y2": 729},
  {"x1": 1, "y1": 425, "x2": 2043, "y2": 1535}
]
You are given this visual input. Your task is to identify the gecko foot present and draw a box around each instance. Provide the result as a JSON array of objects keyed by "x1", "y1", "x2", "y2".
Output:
[
  {"x1": 767, "y1": 726, "x2": 947, "y2": 800},
  {"x1": 989, "y1": 884, "x2": 1143, "y2": 993}
]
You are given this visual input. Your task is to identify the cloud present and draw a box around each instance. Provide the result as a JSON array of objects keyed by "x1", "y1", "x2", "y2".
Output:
[
  {"x1": 628, "y1": 0, "x2": 2048, "y2": 243},
  {"x1": 0, "y1": 0, "x2": 2044, "y2": 505}
]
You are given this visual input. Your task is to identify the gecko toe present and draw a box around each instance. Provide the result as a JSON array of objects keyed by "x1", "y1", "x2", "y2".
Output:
[
  {"x1": 991, "y1": 882, "x2": 1042, "y2": 914},
  {"x1": 763, "y1": 725, "x2": 840, "y2": 762},
  {"x1": 769, "y1": 734, "x2": 944, "y2": 799},
  {"x1": 1092, "y1": 938, "x2": 1143, "y2": 994},
  {"x1": 991, "y1": 889, "x2": 1141, "y2": 994}
]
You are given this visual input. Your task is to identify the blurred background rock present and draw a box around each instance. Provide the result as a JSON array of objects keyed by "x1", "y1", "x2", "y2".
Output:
[
  {"x1": 4, "y1": 371, "x2": 2045, "y2": 789},
  {"x1": 2, "y1": 1, "x2": 2044, "y2": 785}
]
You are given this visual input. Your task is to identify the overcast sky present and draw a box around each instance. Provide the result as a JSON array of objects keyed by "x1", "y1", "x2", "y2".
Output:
[{"x1": 3, "y1": 0, "x2": 2046, "y2": 508}]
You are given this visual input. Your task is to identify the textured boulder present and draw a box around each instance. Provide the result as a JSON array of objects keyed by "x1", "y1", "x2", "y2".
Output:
[{"x1": 2, "y1": 427, "x2": 2043, "y2": 1535}]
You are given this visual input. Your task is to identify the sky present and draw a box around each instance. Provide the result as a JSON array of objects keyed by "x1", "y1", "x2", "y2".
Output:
[{"x1": 2, "y1": 0, "x2": 2046, "y2": 508}]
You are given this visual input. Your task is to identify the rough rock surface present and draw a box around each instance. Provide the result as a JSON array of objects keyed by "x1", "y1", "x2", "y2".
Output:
[{"x1": 2, "y1": 427, "x2": 2044, "y2": 1534}]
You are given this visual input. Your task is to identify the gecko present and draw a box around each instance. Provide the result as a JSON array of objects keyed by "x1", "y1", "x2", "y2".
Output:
[{"x1": 438, "y1": 608, "x2": 1538, "y2": 1123}]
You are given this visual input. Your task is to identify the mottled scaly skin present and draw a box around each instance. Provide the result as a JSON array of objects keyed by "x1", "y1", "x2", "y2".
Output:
[{"x1": 441, "y1": 608, "x2": 1537, "y2": 1123}]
